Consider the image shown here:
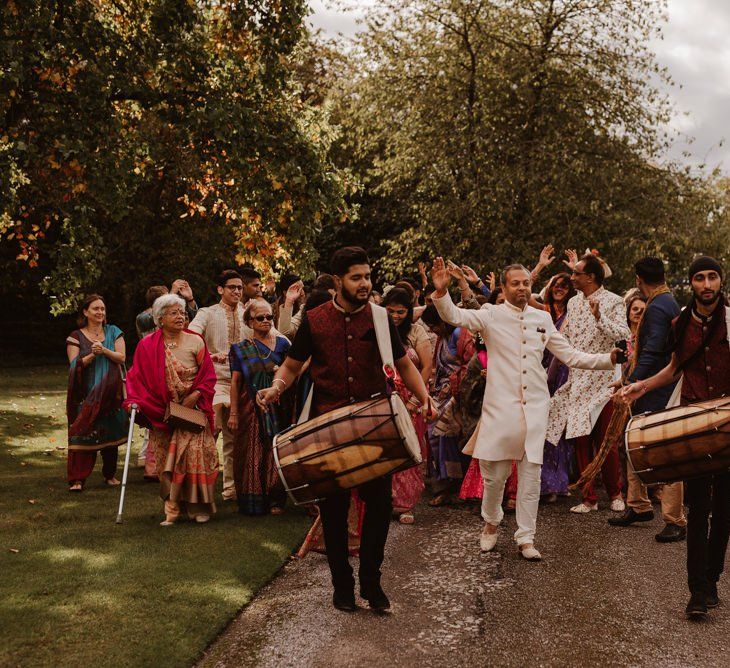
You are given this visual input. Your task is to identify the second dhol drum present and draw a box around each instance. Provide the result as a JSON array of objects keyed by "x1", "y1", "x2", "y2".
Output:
[
  {"x1": 626, "y1": 397, "x2": 730, "y2": 485},
  {"x1": 273, "y1": 393, "x2": 422, "y2": 505}
]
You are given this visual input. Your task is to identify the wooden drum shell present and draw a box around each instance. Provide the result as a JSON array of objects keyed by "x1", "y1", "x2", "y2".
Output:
[
  {"x1": 625, "y1": 398, "x2": 730, "y2": 485},
  {"x1": 273, "y1": 394, "x2": 421, "y2": 505}
]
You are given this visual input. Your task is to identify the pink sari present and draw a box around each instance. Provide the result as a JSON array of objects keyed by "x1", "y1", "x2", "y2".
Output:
[{"x1": 392, "y1": 347, "x2": 428, "y2": 513}]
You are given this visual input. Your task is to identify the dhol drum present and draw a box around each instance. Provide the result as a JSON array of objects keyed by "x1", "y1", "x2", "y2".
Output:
[
  {"x1": 626, "y1": 397, "x2": 730, "y2": 484},
  {"x1": 273, "y1": 393, "x2": 422, "y2": 505}
]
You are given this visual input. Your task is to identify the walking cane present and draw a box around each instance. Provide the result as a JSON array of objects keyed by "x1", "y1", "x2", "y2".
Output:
[{"x1": 116, "y1": 403, "x2": 137, "y2": 524}]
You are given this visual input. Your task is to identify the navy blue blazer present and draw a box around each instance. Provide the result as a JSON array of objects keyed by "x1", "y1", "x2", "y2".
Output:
[{"x1": 628, "y1": 292, "x2": 680, "y2": 413}]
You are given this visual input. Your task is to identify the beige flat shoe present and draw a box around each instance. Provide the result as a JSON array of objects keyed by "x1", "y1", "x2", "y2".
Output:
[
  {"x1": 519, "y1": 544, "x2": 542, "y2": 561},
  {"x1": 480, "y1": 525, "x2": 499, "y2": 552},
  {"x1": 399, "y1": 512, "x2": 415, "y2": 525},
  {"x1": 105, "y1": 477, "x2": 121, "y2": 486},
  {"x1": 195, "y1": 514, "x2": 210, "y2": 524}
]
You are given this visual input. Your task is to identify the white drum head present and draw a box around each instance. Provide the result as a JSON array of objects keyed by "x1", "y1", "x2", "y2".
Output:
[{"x1": 389, "y1": 393, "x2": 423, "y2": 464}]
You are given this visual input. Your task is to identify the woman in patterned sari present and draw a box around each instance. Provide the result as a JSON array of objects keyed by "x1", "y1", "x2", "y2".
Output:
[
  {"x1": 66, "y1": 294, "x2": 128, "y2": 491},
  {"x1": 125, "y1": 294, "x2": 219, "y2": 525},
  {"x1": 421, "y1": 304, "x2": 475, "y2": 506},
  {"x1": 539, "y1": 273, "x2": 577, "y2": 501},
  {"x1": 383, "y1": 288, "x2": 432, "y2": 523},
  {"x1": 229, "y1": 299, "x2": 293, "y2": 515}
]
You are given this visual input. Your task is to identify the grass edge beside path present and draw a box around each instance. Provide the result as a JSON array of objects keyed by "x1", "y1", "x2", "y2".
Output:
[{"x1": 0, "y1": 365, "x2": 310, "y2": 668}]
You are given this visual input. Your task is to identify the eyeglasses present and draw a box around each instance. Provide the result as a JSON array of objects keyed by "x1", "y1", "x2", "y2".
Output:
[
  {"x1": 253, "y1": 314, "x2": 274, "y2": 322},
  {"x1": 225, "y1": 285, "x2": 244, "y2": 291}
]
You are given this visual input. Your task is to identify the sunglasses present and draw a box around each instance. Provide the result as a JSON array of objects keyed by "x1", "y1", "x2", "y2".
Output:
[{"x1": 253, "y1": 314, "x2": 274, "y2": 322}]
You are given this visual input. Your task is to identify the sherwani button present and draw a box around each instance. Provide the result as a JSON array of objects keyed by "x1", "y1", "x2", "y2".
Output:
[
  {"x1": 348, "y1": 376, "x2": 354, "y2": 382},
  {"x1": 348, "y1": 356, "x2": 353, "y2": 362},
  {"x1": 347, "y1": 335, "x2": 353, "y2": 340}
]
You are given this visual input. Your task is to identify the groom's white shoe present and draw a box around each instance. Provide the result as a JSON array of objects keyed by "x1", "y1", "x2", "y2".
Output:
[
  {"x1": 518, "y1": 544, "x2": 542, "y2": 561},
  {"x1": 479, "y1": 525, "x2": 499, "y2": 552}
]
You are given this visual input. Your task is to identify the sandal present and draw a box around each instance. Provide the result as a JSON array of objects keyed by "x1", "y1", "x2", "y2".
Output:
[
  {"x1": 160, "y1": 520, "x2": 175, "y2": 527},
  {"x1": 399, "y1": 512, "x2": 415, "y2": 525},
  {"x1": 428, "y1": 493, "x2": 450, "y2": 507},
  {"x1": 69, "y1": 482, "x2": 83, "y2": 493},
  {"x1": 105, "y1": 477, "x2": 121, "y2": 487},
  {"x1": 270, "y1": 506, "x2": 284, "y2": 516}
]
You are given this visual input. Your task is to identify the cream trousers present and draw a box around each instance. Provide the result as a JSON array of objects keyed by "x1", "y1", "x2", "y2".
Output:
[{"x1": 480, "y1": 457, "x2": 542, "y2": 545}]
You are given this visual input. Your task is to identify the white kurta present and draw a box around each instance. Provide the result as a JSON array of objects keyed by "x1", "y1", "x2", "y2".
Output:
[
  {"x1": 189, "y1": 303, "x2": 250, "y2": 407},
  {"x1": 432, "y1": 292, "x2": 614, "y2": 464}
]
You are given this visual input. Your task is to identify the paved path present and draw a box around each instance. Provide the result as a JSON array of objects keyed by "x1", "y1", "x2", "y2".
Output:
[{"x1": 198, "y1": 498, "x2": 730, "y2": 668}]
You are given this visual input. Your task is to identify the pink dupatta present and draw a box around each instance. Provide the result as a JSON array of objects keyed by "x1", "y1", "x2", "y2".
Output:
[{"x1": 124, "y1": 329, "x2": 217, "y2": 431}]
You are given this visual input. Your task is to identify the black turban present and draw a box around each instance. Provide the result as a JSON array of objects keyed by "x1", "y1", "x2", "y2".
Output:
[{"x1": 688, "y1": 256, "x2": 723, "y2": 282}]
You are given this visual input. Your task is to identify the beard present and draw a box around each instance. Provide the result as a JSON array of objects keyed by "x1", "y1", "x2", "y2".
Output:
[
  {"x1": 695, "y1": 287, "x2": 722, "y2": 307},
  {"x1": 341, "y1": 283, "x2": 370, "y2": 306}
]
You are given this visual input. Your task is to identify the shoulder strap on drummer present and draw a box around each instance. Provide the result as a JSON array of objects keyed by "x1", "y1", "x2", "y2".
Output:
[{"x1": 371, "y1": 303, "x2": 395, "y2": 377}]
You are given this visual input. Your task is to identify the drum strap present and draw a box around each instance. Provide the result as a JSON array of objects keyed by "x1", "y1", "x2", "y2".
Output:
[
  {"x1": 297, "y1": 305, "x2": 396, "y2": 425},
  {"x1": 666, "y1": 306, "x2": 730, "y2": 409},
  {"x1": 371, "y1": 303, "x2": 396, "y2": 379}
]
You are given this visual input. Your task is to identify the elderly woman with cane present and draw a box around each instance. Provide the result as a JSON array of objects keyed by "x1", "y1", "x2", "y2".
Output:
[{"x1": 125, "y1": 294, "x2": 219, "y2": 526}]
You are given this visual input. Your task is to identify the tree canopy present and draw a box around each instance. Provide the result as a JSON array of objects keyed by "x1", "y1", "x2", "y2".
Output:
[
  {"x1": 1, "y1": 0, "x2": 354, "y2": 316},
  {"x1": 323, "y1": 0, "x2": 729, "y2": 286}
]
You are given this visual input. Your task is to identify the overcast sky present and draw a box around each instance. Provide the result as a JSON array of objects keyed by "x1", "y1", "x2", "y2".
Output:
[{"x1": 308, "y1": 0, "x2": 730, "y2": 174}]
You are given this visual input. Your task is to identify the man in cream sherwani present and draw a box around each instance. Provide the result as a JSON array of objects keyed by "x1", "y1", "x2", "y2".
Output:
[{"x1": 430, "y1": 258, "x2": 618, "y2": 560}]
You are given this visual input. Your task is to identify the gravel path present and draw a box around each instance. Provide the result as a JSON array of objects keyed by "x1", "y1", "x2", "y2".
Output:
[{"x1": 198, "y1": 497, "x2": 730, "y2": 668}]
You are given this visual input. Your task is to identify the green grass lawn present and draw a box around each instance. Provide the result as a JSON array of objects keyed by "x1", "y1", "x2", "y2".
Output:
[{"x1": 0, "y1": 366, "x2": 309, "y2": 667}]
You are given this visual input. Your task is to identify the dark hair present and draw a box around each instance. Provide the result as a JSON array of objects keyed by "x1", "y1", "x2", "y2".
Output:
[
  {"x1": 330, "y1": 246, "x2": 370, "y2": 277},
  {"x1": 217, "y1": 269, "x2": 242, "y2": 288},
  {"x1": 314, "y1": 273, "x2": 336, "y2": 291},
  {"x1": 77, "y1": 293, "x2": 106, "y2": 327},
  {"x1": 394, "y1": 280, "x2": 416, "y2": 304},
  {"x1": 382, "y1": 287, "x2": 414, "y2": 342},
  {"x1": 625, "y1": 294, "x2": 646, "y2": 326},
  {"x1": 304, "y1": 288, "x2": 332, "y2": 312},
  {"x1": 278, "y1": 272, "x2": 301, "y2": 295},
  {"x1": 545, "y1": 273, "x2": 576, "y2": 322},
  {"x1": 500, "y1": 264, "x2": 530, "y2": 285},
  {"x1": 635, "y1": 257, "x2": 665, "y2": 285},
  {"x1": 486, "y1": 286, "x2": 503, "y2": 305},
  {"x1": 240, "y1": 267, "x2": 261, "y2": 284},
  {"x1": 580, "y1": 254, "x2": 605, "y2": 285},
  {"x1": 145, "y1": 285, "x2": 168, "y2": 308},
  {"x1": 420, "y1": 303, "x2": 455, "y2": 337}
]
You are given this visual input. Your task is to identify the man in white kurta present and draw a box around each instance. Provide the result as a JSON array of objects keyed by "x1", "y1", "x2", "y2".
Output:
[
  {"x1": 431, "y1": 260, "x2": 616, "y2": 559},
  {"x1": 189, "y1": 271, "x2": 254, "y2": 500}
]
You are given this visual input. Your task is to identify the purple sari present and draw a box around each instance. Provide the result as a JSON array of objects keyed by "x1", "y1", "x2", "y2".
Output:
[{"x1": 541, "y1": 311, "x2": 574, "y2": 495}]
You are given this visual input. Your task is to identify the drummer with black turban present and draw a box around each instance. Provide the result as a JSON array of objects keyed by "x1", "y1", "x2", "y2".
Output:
[{"x1": 621, "y1": 255, "x2": 730, "y2": 618}]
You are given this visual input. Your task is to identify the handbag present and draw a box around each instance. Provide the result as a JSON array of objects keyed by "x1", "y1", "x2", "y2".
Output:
[{"x1": 164, "y1": 401, "x2": 207, "y2": 433}]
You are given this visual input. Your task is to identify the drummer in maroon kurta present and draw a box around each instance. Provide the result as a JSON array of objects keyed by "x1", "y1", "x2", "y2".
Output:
[
  {"x1": 258, "y1": 247, "x2": 432, "y2": 612},
  {"x1": 621, "y1": 256, "x2": 730, "y2": 619}
]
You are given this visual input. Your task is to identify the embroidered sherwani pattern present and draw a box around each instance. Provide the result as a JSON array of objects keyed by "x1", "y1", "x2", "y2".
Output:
[{"x1": 546, "y1": 287, "x2": 629, "y2": 445}]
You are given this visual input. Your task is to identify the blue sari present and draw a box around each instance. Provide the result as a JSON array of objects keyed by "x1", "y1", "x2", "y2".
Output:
[
  {"x1": 229, "y1": 336, "x2": 293, "y2": 515},
  {"x1": 66, "y1": 325, "x2": 128, "y2": 451}
]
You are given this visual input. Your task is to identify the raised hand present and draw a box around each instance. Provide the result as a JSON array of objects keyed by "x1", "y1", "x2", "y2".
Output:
[
  {"x1": 487, "y1": 271, "x2": 496, "y2": 291},
  {"x1": 431, "y1": 257, "x2": 451, "y2": 294},
  {"x1": 172, "y1": 279, "x2": 194, "y2": 302},
  {"x1": 538, "y1": 244, "x2": 555, "y2": 268},
  {"x1": 461, "y1": 264, "x2": 480, "y2": 285},
  {"x1": 446, "y1": 260, "x2": 465, "y2": 280},
  {"x1": 285, "y1": 280, "x2": 304, "y2": 307},
  {"x1": 563, "y1": 249, "x2": 578, "y2": 271}
]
